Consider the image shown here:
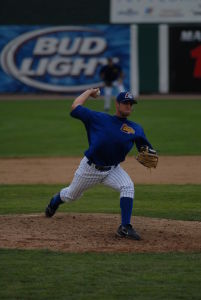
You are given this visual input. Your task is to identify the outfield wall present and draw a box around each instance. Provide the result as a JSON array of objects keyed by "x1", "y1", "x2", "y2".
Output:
[{"x1": 0, "y1": 24, "x2": 200, "y2": 95}]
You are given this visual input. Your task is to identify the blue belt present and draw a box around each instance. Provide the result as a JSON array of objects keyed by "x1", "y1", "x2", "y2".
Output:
[{"x1": 87, "y1": 160, "x2": 112, "y2": 172}]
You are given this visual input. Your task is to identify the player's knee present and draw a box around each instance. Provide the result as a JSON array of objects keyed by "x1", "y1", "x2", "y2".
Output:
[
  {"x1": 60, "y1": 187, "x2": 81, "y2": 203},
  {"x1": 120, "y1": 182, "x2": 134, "y2": 199}
]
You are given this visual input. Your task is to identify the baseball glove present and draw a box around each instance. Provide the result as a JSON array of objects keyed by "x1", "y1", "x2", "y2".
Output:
[{"x1": 136, "y1": 146, "x2": 158, "y2": 169}]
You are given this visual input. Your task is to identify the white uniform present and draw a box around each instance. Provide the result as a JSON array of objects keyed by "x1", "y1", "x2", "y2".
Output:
[{"x1": 60, "y1": 156, "x2": 134, "y2": 202}]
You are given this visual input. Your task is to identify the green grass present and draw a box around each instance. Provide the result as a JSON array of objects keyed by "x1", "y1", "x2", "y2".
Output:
[
  {"x1": 0, "y1": 99, "x2": 201, "y2": 156},
  {"x1": 0, "y1": 184, "x2": 201, "y2": 221},
  {"x1": 0, "y1": 249, "x2": 201, "y2": 300}
]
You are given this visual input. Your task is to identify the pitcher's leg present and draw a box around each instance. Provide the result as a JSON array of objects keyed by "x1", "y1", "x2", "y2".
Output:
[
  {"x1": 103, "y1": 165, "x2": 134, "y2": 199},
  {"x1": 45, "y1": 157, "x2": 102, "y2": 217},
  {"x1": 103, "y1": 165, "x2": 134, "y2": 224},
  {"x1": 103, "y1": 166, "x2": 140, "y2": 240},
  {"x1": 45, "y1": 192, "x2": 64, "y2": 217},
  {"x1": 60, "y1": 173, "x2": 99, "y2": 202}
]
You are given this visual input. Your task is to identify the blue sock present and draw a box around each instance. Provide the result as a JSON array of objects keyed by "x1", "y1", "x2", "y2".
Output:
[
  {"x1": 120, "y1": 197, "x2": 133, "y2": 226},
  {"x1": 50, "y1": 193, "x2": 63, "y2": 209}
]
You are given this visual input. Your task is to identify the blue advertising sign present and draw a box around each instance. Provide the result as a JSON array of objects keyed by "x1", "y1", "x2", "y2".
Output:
[{"x1": 0, "y1": 25, "x2": 130, "y2": 93}]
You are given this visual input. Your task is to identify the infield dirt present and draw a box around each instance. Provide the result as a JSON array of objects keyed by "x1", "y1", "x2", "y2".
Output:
[{"x1": 1, "y1": 156, "x2": 201, "y2": 184}]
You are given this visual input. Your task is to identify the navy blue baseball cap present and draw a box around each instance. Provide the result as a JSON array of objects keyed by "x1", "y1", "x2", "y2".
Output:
[{"x1": 116, "y1": 92, "x2": 137, "y2": 104}]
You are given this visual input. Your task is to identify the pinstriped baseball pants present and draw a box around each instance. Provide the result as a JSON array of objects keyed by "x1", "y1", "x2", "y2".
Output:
[{"x1": 60, "y1": 156, "x2": 134, "y2": 202}]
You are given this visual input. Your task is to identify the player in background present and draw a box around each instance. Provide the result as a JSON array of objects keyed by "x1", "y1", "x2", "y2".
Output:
[
  {"x1": 45, "y1": 88, "x2": 154, "y2": 240},
  {"x1": 99, "y1": 57, "x2": 125, "y2": 112}
]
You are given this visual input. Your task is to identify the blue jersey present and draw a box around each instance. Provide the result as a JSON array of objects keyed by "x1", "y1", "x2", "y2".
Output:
[{"x1": 70, "y1": 105, "x2": 152, "y2": 166}]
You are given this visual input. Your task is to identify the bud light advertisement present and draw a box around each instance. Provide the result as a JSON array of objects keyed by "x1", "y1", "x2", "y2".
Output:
[{"x1": 0, "y1": 25, "x2": 130, "y2": 94}]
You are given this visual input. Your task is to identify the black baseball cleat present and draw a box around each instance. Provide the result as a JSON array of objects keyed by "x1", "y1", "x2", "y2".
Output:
[
  {"x1": 45, "y1": 193, "x2": 63, "y2": 218},
  {"x1": 116, "y1": 224, "x2": 141, "y2": 240},
  {"x1": 45, "y1": 204, "x2": 57, "y2": 218}
]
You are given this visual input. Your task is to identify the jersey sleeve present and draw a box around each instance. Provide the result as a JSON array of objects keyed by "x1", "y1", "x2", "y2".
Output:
[
  {"x1": 135, "y1": 126, "x2": 153, "y2": 151},
  {"x1": 70, "y1": 105, "x2": 93, "y2": 124}
]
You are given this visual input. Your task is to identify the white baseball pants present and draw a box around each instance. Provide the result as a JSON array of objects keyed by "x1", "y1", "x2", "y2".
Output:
[
  {"x1": 60, "y1": 156, "x2": 134, "y2": 202},
  {"x1": 104, "y1": 81, "x2": 125, "y2": 110}
]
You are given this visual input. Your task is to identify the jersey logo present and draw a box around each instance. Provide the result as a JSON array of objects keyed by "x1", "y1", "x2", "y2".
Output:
[{"x1": 121, "y1": 124, "x2": 135, "y2": 134}]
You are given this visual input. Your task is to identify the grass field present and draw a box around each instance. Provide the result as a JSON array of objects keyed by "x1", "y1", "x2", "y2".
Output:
[
  {"x1": 1, "y1": 249, "x2": 201, "y2": 300},
  {"x1": 0, "y1": 184, "x2": 201, "y2": 221},
  {"x1": 0, "y1": 98, "x2": 201, "y2": 299},
  {"x1": 0, "y1": 99, "x2": 201, "y2": 156}
]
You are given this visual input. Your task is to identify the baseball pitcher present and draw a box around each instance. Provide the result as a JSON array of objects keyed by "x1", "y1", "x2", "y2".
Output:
[{"x1": 45, "y1": 88, "x2": 158, "y2": 240}]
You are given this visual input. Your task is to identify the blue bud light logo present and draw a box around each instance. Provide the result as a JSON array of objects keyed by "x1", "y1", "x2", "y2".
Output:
[{"x1": 0, "y1": 26, "x2": 113, "y2": 93}]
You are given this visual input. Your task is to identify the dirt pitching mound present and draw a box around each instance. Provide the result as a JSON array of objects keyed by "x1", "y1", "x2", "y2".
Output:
[{"x1": 0, "y1": 213, "x2": 201, "y2": 253}]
